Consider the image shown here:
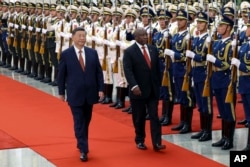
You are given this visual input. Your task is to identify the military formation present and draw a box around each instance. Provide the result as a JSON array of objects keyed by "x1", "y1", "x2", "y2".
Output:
[{"x1": 0, "y1": 0, "x2": 250, "y2": 151}]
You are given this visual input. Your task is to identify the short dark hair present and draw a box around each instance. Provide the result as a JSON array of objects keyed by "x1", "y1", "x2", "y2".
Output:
[{"x1": 72, "y1": 27, "x2": 85, "y2": 35}]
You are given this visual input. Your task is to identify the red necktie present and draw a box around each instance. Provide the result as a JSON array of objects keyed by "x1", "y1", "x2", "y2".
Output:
[
  {"x1": 141, "y1": 46, "x2": 151, "y2": 68},
  {"x1": 79, "y1": 50, "x2": 85, "y2": 71}
]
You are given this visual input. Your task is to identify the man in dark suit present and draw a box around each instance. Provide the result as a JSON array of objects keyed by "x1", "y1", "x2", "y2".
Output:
[
  {"x1": 123, "y1": 28, "x2": 166, "y2": 151},
  {"x1": 57, "y1": 27, "x2": 104, "y2": 162}
]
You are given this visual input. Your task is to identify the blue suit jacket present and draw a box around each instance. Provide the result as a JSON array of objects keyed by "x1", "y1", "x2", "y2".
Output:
[{"x1": 58, "y1": 46, "x2": 104, "y2": 106}]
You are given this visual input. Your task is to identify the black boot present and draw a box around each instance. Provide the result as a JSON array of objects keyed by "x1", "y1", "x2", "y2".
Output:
[
  {"x1": 161, "y1": 101, "x2": 173, "y2": 126},
  {"x1": 180, "y1": 107, "x2": 193, "y2": 134},
  {"x1": 41, "y1": 66, "x2": 52, "y2": 83},
  {"x1": 115, "y1": 87, "x2": 126, "y2": 109},
  {"x1": 242, "y1": 127, "x2": 250, "y2": 151},
  {"x1": 22, "y1": 60, "x2": 32, "y2": 75},
  {"x1": 102, "y1": 84, "x2": 113, "y2": 104},
  {"x1": 35, "y1": 64, "x2": 45, "y2": 80},
  {"x1": 171, "y1": 105, "x2": 185, "y2": 131},
  {"x1": 199, "y1": 113, "x2": 212, "y2": 141},
  {"x1": 222, "y1": 121, "x2": 235, "y2": 150},
  {"x1": 122, "y1": 105, "x2": 131, "y2": 112},
  {"x1": 49, "y1": 68, "x2": 58, "y2": 86},
  {"x1": 16, "y1": 57, "x2": 24, "y2": 73},
  {"x1": 159, "y1": 100, "x2": 168, "y2": 122},
  {"x1": 109, "y1": 87, "x2": 119, "y2": 107},
  {"x1": 212, "y1": 120, "x2": 226, "y2": 147},
  {"x1": 191, "y1": 112, "x2": 204, "y2": 139},
  {"x1": 0, "y1": 52, "x2": 7, "y2": 66},
  {"x1": 28, "y1": 62, "x2": 38, "y2": 78}
]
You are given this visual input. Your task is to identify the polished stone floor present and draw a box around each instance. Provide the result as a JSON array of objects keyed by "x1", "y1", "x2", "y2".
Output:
[{"x1": 0, "y1": 66, "x2": 248, "y2": 167}]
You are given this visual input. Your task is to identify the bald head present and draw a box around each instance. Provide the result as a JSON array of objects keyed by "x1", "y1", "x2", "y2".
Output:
[{"x1": 133, "y1": 28, "x2": 148, "y2": 45}]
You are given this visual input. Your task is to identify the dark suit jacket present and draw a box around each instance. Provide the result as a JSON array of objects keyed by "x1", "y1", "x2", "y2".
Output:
[
  {"x1": 58, "y1": 46, "x2": 104, "y2": 106},
  {"x1": 123, "y1": 43, "x2": 161, "y2": 99}
]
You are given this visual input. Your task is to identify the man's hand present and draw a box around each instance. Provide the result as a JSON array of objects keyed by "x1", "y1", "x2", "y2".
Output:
[
  {"x1": 132, "y1": 86, "x2": 141, "y2": 96},
  {"x1": 59, "y1": 95, "x2": 65, "y2": 102}
]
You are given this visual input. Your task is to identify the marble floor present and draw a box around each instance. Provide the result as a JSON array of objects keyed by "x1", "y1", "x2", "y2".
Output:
[{"x1": 0, "y1": 66, "x2": 248, "y2": 167}]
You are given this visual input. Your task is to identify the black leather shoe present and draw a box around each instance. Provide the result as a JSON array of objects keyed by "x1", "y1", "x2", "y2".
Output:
[
  {"x1": 115, "y1": 102, "x2": 124, "y2": 109},
  {"x1": 153, "y1": 144, "x2": 166, "y2": 151},
  {"x1": 41, "y1": 78, "x2": 51, "y2": 83},
  {"x1": 122, "y1": 106, "x2": 131, "y2": 112},
  {"x1": 80, "y1": 153, "x2": 88, "y2": 162},
  {"x1": 171, "y1": 122, "x2": 184, "y2": 131},
  {"x1": 198, "y1": 132, "x2": 212, "y2": 142},
  {"x1": 109, "y1": 101, "x2": 118, "y2": 107},
  {"x1": 217, "y1": 115, "x2": 221, "y2": 118},
  {"x1": 221, "y1": 138, "x2": 233, "y2": 150},
  {"x1": 191, "y1": 130, "x2": 204, "y2": 139},
  {"x1": 245, "y1": 123, "x2": 249, "y2": 127},
  {"x1": 145, "y1": 113, "x2": 150, "y2": 120},
  {"x1": 136, "y1": 143, "x2": 147, "y2": 150},
  {"x1": 212, "y1": 137, "x2": 226, "y2": 147},
  {"x1": 161, "y1": 117, "x2": 172, "y2": 126},
  {"x1": 127, "y1": 108, "x2": 132, "y2": 114},
  {"x1": 237, "y1": 119, "x2": 247, "y2": 125}
]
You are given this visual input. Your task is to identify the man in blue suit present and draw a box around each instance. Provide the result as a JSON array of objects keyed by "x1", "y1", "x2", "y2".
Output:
[{"x1": 57, "y1": 27, "x2": 104, "y2": 162}]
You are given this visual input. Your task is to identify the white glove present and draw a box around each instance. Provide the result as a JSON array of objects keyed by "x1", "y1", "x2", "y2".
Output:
[
  {"x1": 14, "y1": 24, "x2": 19, "y2": 29},
  {"x1": 96, "y1": 38, "x2": 103, "y2": 45},
  {"x1": 109, "y1": 41, "x2": 116, "y2": 49},
  {"x1": 120, "y1": 42, "x2": 127, "y2": 50},
  {"x1": 86, "y1": 36, "x2": 92, "y2": 43},
  {"x1": 205, "y1": 36, "x2": 211, "y2": 48},
  {"x1": 186, "y1": 50, "x2": 195, "y2": 59},
  {"x1": 8, "y1": 23, "x2": 14, "y2": 27},
  {"x1": 164, "y1": 31, "x2": 169, "y2": 38},
  {"x1": 28, "y1": 26, "x2": 33, "y2": 31},
  {"x1": 21, "y1": 24, "x2": 26, "y2": 30},
  {"x1": 206, "y1": 54, "x2": 216, "y2": 63},
  {"x1": 231, "y1": 57, "x2": 241, "y2": 68},
  {"x1": 164, "y1": 49, "x2": 175, "y2": 57},
  {"x1": 36, "y1": 28, "x2": 41, "y2": 32},
  {"x1": 42, "y1": 28, "x2": 47, "y2": 34},
  {"x1": 231, "y1": 39, "x2": 237, "y2": 48},
  {"x1": 92, "y1": 36, "x2": 98, "y2": 42},
  {"x1": 115, "y1": 40, "x2": 121, "y2": 46},
  {"x1": 103, "y1": 39, "x2": 109, "y2": 45}
]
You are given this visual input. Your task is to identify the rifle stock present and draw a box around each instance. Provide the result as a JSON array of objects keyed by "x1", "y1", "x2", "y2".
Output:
[
  {"x1": 181, "y1": 36, "x2": 192, "y2": 91},
  {"x1": 225, "y1": 38, "x2": 238, "y2": 103},
  {"x1": 7, "y1": 15, "x2": 13, "y2": 46},
  {"x1": 39, "y1": 20, "x2": 46, "y2": 55},
  {"x1": 13, "y1": 15, "x2": 18, "y2": 48},
  {"x1": 26, "y1": 17, "x2": 32, "y2": 50},
  {"x1": 91, "y1": 24, "x2": 95, "y2": 49},
  {"x1": 102, "y1": 27, "x2": 108, "y2": 71},
  {"x1": 113, "y1": 27, "x2": 120, "y2": 73},
  {"x1": 34, "y1": 18, "x2": 41, "y2": 53},
  {"x1": 161, "y1": 33, "x2": 170, "y2": 87},
  {"x1": 21, "y1": 16, "x2": 27, "y2": 49},
  {"x1": 202, "y1": 40, "x2": 213, "y2": 97}
]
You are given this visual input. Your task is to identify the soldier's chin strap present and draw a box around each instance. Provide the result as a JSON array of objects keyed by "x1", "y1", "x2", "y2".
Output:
[{"x1": 220, "y1": 25, "x2": 229, "y2": 37}]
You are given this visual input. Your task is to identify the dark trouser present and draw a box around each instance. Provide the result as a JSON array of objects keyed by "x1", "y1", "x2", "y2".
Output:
[
  {"x1": 69, "y1": 102, "x2": 93, "y2": 154},
  {"x1": 130, "y1": 95, "x2": 162, "y2": 146}
]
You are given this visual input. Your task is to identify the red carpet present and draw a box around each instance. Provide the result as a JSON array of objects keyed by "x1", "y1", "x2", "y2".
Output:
[{"x1": 0, "y1": 74, "x2": 241, "y2": 167}]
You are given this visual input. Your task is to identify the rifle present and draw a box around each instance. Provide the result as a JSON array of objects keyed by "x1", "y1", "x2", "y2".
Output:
[
  {"x1": 161, "y1": 0, "x2": 170, "y2": 87},
  {"x1": 13, "y1": 3, "x2": 18, "y2": 48},
  {"x1": 181, "y1": 3, "x2": 192, "y2": 91},
  {"x1": 113, "y1": 26, "x2": 120, "y2": 73},
  {"x1": 225, "y1": 0, "x2": 238, "y2": 103},
  {"x1": 39, "y1": 17, "x2": 46, "y2": 54},
  {"x1": 102, "y1": 26, "x2": 108, "y2": 71},
  {"x1": 21, "y1": 11, "x2": 27, "y2": 49},
  {"x1": 34, "y1": 5, "x2": 40, "y2": 53},
  {"x1": 147, "y1": 1, "x2": 152, "y2": 44},
  {"x1": 202, "y1": 5, "x2": 214, "y2": 97},
  {"x1": 7, "y1": 13, "x2": 14, "y2": 46},
  {"x1": 26, "y1": 15, "x2": 32, "y2": 50},
  {"x1": 68, "y1": 1, "x2": 73, "y2": 46},
  {"x1": 57, "y1": 3, "x2": 64, "y2": 60}
]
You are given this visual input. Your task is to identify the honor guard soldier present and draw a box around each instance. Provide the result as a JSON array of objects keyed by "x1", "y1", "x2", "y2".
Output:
[
  {"x1": 0, "y1": 1, "x2": 4, "y2": 66},
  {"x1": 63, "y1": 4, "x2": 79, "y2": 49},
  {"x1": 231, "y1": 18, "x2": 250, "y2": 151},
  {"x1": 7, "y1": 2, "x2": 16, "y2": 68},
  {"x1": 206, "y1": 15, "x2": 236, "y2": 150},
  {"x1": 168, "y1": 4, "x2": 178, "y2": 37},
  {"x1": 164, "y1": 10, "x2": 194, "y2": 134},
  {"x1": 152, "y1": 8, "x2": 174, "y2": 126},
  {"x1": 85, "y1": 6, "x2": 100, "y2": 48},
  {"x1": 186, "y1": 12, "x2": 213, "y2": 141},
  {"x1": 26, "y1": 1, "x2": 37, "y2": 78},
  {"x1": 33, "y1": 1, "x2": 45, "y2": 80},
  {"x1": 0, "y1": 1, "x2": 10, "y2": 67},
  {"x1": 78, "y1": 5, "x2": 90, "y2": 29},
  {"x1": 100, "y1": 7, "x2": 123, "y2": 105},
  {"x1": 53, "y1": 4, "x2": 66, "y2": 86},
  {"x1": 109, "y1": 8, "x2": 138, "y2": 110},
  {"x1": 43, "y1": 1, "x2": 59, "y2": 85},
  {"x1": 18, "y1": 0, "x2": 29, "y2": 74},
  {"x1": 39, "y1": 0, "x2": 51, "y2": 83}
]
